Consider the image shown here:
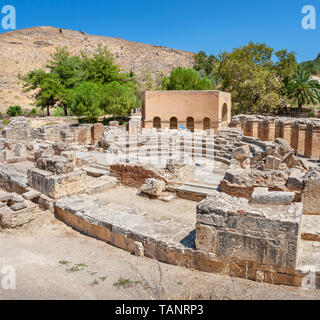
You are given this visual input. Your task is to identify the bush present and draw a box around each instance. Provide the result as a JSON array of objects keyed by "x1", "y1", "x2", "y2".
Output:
[
  {"x1": 28, "y1": 108, "x2": 38, "y2": 117},
  {"x1": 53, "y1": 107, "x2": 64, "y2": 117},
  {"x1": 0, "y1": 112, "x2": 3, "y2": 120},
  {"x1": 6, "y1": 105, "x2": 23, "y2": 117}
]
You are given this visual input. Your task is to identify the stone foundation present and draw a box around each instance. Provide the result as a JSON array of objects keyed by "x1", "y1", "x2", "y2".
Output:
[{"x1": 27, "y1": 168, "x2": 87, "y2": 199}]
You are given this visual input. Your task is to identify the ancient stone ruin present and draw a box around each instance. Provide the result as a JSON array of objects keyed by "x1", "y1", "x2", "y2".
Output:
[{"x1": 0, "y1": 115, "x2": 320, "y2": 290}]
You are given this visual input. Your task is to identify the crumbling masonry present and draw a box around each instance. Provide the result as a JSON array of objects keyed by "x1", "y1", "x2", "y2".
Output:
[{"x1": 0, "y1": 115, "x2": 320, "y2": 289}]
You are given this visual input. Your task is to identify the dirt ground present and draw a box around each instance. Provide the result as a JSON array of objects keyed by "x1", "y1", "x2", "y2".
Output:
[
  {"x1": 94, "y1": 186, "x2": 197, "y2": 225},
  {"x1": 0, "y1": 211, "x2": 320, "y2": 300}
]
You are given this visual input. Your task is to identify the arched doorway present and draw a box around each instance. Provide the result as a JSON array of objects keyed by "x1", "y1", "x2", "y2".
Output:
[
  {"x1": 222, "y1": 104, "x2": 228, "y2": 122},
  {"x1": 203, "y1": 117, "x2": 210, "y2": 130},
  {"x1": 170, "y1": 117, "x2": 178, "y2": 129},
  {"x1": 153, "y1": 117, "x2": 161, "y2": 129},
  {"x1": 187, "y1": 117, "x2": 195, "y2": 132}
]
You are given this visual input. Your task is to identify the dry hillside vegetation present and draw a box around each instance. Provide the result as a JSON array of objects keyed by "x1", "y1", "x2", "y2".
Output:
[{"x1": 0, "y1": 26, "x2": 195, "y2": 110}]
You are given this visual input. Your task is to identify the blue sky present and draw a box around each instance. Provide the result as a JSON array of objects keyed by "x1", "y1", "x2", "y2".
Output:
[{"x1": 1, "y1": 0, "x2": 319, "y2": 62}]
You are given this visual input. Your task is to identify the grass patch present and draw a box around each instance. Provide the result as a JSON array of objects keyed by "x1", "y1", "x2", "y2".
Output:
[
  {"x1": 99, "y1": 276, "x2": 107, "y2": 282},
  {"x1": 59, "y1": 260, "x2": 71, "y2": 266},
  {"x1": 177, "y1": 281, "x2": 183, "y2": 286},
  {"x1": 113, "y1": 277, "x2": 142, "y2": 289},
  {"x1": 91, "y1": 279, "x2": 99, "y2": 286}
]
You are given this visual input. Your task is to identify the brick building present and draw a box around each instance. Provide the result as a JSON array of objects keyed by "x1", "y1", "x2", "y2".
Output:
[{"x1": 141, "y1": 90, "x2": 232, "y2": 133}]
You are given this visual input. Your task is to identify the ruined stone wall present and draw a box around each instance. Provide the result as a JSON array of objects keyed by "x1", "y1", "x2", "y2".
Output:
[
  {"x1": 230, "y1": 115, "x2": 320, "y2": 159},
  {"x1": 109, "y1": 164, "x2": 167, "y2": 188}
]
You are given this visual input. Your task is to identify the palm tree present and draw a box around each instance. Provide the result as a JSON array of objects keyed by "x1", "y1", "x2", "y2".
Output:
[{"x1": 287, "y1": 70, "x2": 320, "y2": 110}]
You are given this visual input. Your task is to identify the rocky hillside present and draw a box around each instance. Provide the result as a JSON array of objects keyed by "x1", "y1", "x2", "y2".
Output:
[{"x1": 0, "y1": 26, "x2": 195, "y2": 111}]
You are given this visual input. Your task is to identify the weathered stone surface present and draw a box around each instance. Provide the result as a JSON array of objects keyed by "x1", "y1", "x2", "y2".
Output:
[
  {"x1": 52, "y1": 142, "x2": 74, "y2": 156},
  {"x1": 302, "y1": 168, "x2": 320, "y2": 215},
  {"x1": 251, "y1": 189, "x2": 295, "y2": 205},
  {"x1": 83, "y1": 166, "x2": 108, "y2": 178},
  {"x1": 28, "y1": 168, "x2": 87, "y2": 199},
  {"x1": 0, "y1": 192, "x2": 12, "y2": 202},
  {"x1": 135, "y1": 241, "x2": 144, "y2": 257},
  {"x1": 220, "y1": 169, "x2": 289, "y2": 200},
  {"x1": 110, "y1": 164, "x2": 167, "y2": 188},
  {"x1": 22, "y1": 190, "x2": 41, "y2": 201},
  {"x1": 14, "y1": 143, "x2": 27, "y2": 157},
  {"x1": 196, "y1": 192, "x2": 302, "y2": 269},
  {"x1": 91, "y1": 123, "x2": 104, "y2": 146},
  {"x1": 232, "y1": 145, "x2": 251, "y2": 161},
  {"x1": 2, "y1": 117, "x2": 31, "y2": 141},
  {"x1": 0, "y1": 164, "x2": 29, "y2": 194},
  {"x1": 36, "y1": 156, "x2": 74, "y2": 175},
  {"x1": 140, "y1": 178, "x2": 166, "y2": 198},
  {"x1": 287, "y1": 169, "x2": 304, "y2": 191},
  {"x1": 10, "y1": 201, "x2": 28, "y2": 211},
  {"x1": 0, "y1": 201, "x2": 40, "y2": 228},
  {"x1": 86, "y1": 176, "x2": 118, "y2": 195}
]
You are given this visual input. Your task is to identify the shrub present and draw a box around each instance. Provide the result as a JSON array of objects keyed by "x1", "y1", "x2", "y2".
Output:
[
  {"x1": 6, "y1": 105, "x2": 23, "y2": 117},
  {"x1": 53, "y1": 107, "x2": 64, "y2": 117},
  {"x1": 28, "y1": 108, "x2": 38, "y2": 117}
]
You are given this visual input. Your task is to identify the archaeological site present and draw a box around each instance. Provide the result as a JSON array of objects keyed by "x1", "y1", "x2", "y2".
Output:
[{"x1": 1, "y1": 97, "x2": 320, "y2": 294}]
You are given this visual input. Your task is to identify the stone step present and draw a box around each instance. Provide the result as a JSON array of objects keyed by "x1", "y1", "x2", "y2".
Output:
[
  {"x1": 83, "y1": 166, "x2": 109, "y2": 178},
  {"x1": 214, "y1": 156, "x2": 231, "y2": 166},
  {"x1": 301, "y1": 215, "x2": 320, "y2": 242},
  {"x1": 86, "y1": 176, "x2": 118, "y2": 195},
  {"x1": 176, "y1": 184, "x2": 218, "y2": 198},
  {"x1": 91, "y1": 163, "x2": 110, "y2": 171},
  {"x1": 296, "y1": 240, "x2": 320, "y2": 282}
]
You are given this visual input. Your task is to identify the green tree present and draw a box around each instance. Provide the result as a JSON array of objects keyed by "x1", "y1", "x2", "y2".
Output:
[
  {"x1": 286, "y1": 70, "x2": 320, "y2": 109},
  {"x1": 217, "y1": 42, "x2": 297, "y2": 114},
  {"x1": 71, "y1": 82, "x2": 103, "y2": 121},
  {"x1": 194, "y1": 51, "x2": 220, "y2": 87},
  {"x1": 101, "y1": 82, "x2": 137, "y2": 119},
  {"x1": 21, "y1": 70, "x2": 64, "y2": 116},
  {"x1": 161, "y1": 67, "x2": 213, "y2": 90},
  {"x1": 80, "y1": 45, "x2": 131, "y2": 86}
]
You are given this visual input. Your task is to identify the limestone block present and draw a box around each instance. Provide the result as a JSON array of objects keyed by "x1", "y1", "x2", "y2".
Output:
[
  {"x1": 28, "y1": 168, "x2": 87, "y2": 199},
  {"x1": 287, "y1": 169, "x2": 304, "y2": 191},
  {"x1": 140, "y1": 178, "x2": 166, "y2": 198},
  {"x1": 251, "y1": 189, "x2": 295, "y2": 205},
  {"x1": 36, "y1": 156, "x2": 74, "y2": 175},
  {"x1": 0, "y1": 201, "x2": 40, "y2": 229},
  {"x1": 22, "y1": 190, "x2": 41, "y2": 201},
  {"x1": 135, "y1": 241, "x2": 144, "y2": 257},
  {"x1": 10, "y1": 201, "x2": 28, "y2": 211},
  {"x1": 14, "y1": 143, "x2": 27, "y2": 157},
  {"x1": 91, "y1": 123, "x2": 104, "y2": 145},
  {"x1": 302, "y1": 168, "x2": 320, "y2": 215},
  {"x1": 196, "y1": 193, "x2": 302, "y2": 269},
  {"x1": 232, "y1": 145, "x2": 251, "y2": 161}
]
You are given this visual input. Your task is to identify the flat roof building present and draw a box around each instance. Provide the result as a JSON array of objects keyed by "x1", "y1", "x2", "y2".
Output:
[{"x1": 141, "y1": 90, "x2": 232, "y2": 133}]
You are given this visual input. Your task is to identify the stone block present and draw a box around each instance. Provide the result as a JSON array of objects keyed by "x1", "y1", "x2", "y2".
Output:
[
  {"x1": 0, "y1": 201, "x2": 40, "y2": 229},
  {"x1": 140, "y1": 178, "x2": 166, "y2": 198},
  {"x1": 302, "y1": 168, "x2": 320, "y2": 215},
  {"x1": 36, "y1": 156, "x2": 74, "y2": 175},
  {"x1": 251, "y1": 189, "x2": 295, "y2": 205},
  {"x1": 28, "y1": 168, "x2": 87, "y2": 199},
  {"x1": 14, "y1": 143, "x2": 27, "y2": 157},
  {"x1": 196, "y1": 193, "x2": 302, "y2": 269}
]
